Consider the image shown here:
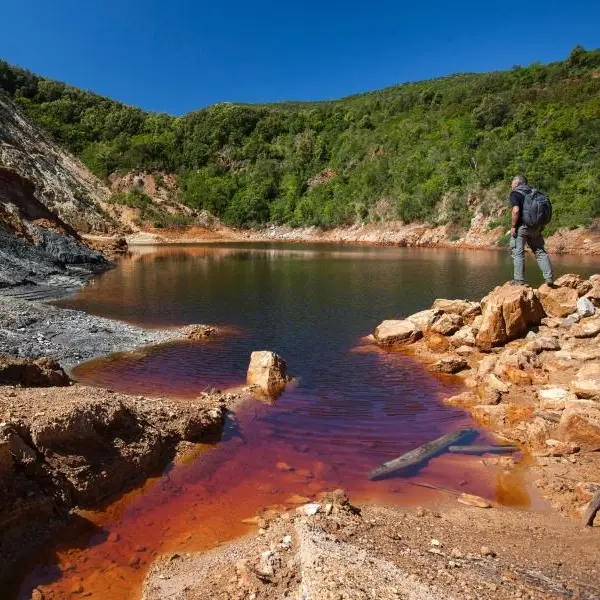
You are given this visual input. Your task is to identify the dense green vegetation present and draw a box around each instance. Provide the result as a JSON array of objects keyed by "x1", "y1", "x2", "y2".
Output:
[{"x1": 1, "y1": 46, "x2": 599, "y2": 230}]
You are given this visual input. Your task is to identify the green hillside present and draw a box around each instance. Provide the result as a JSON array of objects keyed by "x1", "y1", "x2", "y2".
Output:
[{"x1": 1, "y1": 46, "x2": 599, "y2": 230}]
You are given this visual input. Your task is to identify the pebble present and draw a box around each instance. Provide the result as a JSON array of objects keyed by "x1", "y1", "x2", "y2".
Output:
[
  {"x1": 431, "y1": 539, "x2": 441, "y2": 547},
  {"x1": 298, "y1": 503, "x2": 321, "y2": 516},
  {"x1": 107, "y1": 532, "x2": 120, "y2": 543},
  {"x1": 480, "y1": 545, "x2": 496, "y2": 557}
]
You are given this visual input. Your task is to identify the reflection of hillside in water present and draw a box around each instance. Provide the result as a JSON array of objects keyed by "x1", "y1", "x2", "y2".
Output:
[{"x1": 56, "y1": 243, "x2": 600, "y2": 329}]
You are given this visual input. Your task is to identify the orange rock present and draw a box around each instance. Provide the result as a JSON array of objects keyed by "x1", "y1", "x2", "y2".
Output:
[
  {"x1": 502, "y1": 366, "x2": 533, "y2": 386},
  {"x1": 476, "y1": 284, "x2": 544, "y2": 349},
  {"x1": 470, "y1": 405, "x2": 507, "y2": 429},
  {"x1": 426, "y1": 332, "x2": 451, "y2": 352},
  {"x1": 558, "y1": 401, "x2": 600, "y2": 451},
  {"x1": 538, "y1": 284, "x2": 578, "y2": 318}
]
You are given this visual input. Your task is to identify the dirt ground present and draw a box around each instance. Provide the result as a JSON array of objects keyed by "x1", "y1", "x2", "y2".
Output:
[
  {"x1": 0, "y1": 383, "x2": 241, "y2": 582},
  {"x1": 144, "y1": 490, "x2": 600, "y2": 600}
]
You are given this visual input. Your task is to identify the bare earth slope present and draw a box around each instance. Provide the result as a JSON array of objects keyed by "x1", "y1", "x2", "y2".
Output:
[{"x1": 0, "y1": 93, "x2": 117, "y2": 294}]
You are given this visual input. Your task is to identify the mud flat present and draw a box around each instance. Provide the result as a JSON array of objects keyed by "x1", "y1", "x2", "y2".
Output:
[{"x1": 0, "y1": 295, "x2": 201, "y2": 370}]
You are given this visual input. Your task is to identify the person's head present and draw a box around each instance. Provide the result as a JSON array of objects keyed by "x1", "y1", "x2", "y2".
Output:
[{"x1": 511, "y1": 174, "x2": 528, "y2": 190}]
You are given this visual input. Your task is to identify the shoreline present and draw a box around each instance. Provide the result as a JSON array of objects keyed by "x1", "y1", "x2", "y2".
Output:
[
  {"x1": 118, "y1": 219, "x2": 600, "y2": 256},
  {"x1": 1, "y1": 264, "x2": 599, "y2": 598},
  {"x1": 369, "y1": 278, "x2": 600, "y2": 521},
  {"x1": 0, "y1": 293, "x2": 245, "y2": 584}
]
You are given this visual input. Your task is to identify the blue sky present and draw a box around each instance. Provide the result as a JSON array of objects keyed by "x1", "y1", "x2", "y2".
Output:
[{"x1": 2, "y1": 0, "x2": 599, "y2": 115}]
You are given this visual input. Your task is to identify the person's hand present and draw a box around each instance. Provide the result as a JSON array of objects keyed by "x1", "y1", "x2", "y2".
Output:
[{"x1": 511, "y1": 227, "x2": 517, "y2": 238}]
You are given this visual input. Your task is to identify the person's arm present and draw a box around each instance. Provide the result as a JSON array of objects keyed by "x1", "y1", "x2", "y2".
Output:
[{"x1": 511, "y1": 205, "x2": 520, "y2": 238}]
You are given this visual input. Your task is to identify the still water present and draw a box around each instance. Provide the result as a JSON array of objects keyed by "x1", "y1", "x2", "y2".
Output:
[{"x1": 15, "y1": 244, "x2": 600, "y2": 599}]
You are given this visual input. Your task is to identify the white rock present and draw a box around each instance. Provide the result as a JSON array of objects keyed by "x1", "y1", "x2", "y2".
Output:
[
  {"x1": 298, "y1": 503, "x2": 321, "y2": 516},
  {"x1": 405, "y1": 309, "x2": 441, "y2": 331},
  {"x1": 373, "y1": 320, "x2": 422, "y2": 346},
  {"x1": 280, "y1": 535, "x2": 293, "y2": 549},
  {"x1": 538, "y1": 387, "x2": 575, "y2": 410},
  {"x1": 577, "y1": 296, "x2": 596, "y2": 318}
]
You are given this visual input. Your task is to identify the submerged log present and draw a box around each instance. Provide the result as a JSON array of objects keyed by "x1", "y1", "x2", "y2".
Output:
[
  {"x1": 448, "y1": 444, "x2": 518, "y2": 455},
  {"x1": 583, "y1": 489, "x2": 600, "y2": 527},
  {"x1": 368, "y1": 427, "x2": 477, "y2": 481}
]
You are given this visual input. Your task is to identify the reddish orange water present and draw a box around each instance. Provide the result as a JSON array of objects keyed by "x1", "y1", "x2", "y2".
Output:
[
  {"x1": 12, "y1": 244, "x2": 572, "y2": 599},
  {"x1": 12, "y1": 345, "x2": 527, "y2": 600}
]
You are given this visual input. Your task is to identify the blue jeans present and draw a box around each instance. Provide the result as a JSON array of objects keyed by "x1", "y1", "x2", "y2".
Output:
[{"x1": 510, "y1": 225, "x2": 553, "y2": 282}]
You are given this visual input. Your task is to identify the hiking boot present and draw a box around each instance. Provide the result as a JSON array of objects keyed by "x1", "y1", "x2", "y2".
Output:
[
  {"x1": 508, "y1": 280, "x2": 526, "y2": 286},
  {"x1": 545, "y1": 280, "x2": 557, "y2": 288}
]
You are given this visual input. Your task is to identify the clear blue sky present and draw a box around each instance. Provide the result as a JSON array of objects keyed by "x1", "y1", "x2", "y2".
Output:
[{"x1": 2, "y1": 0, "x2": 599, "y2": 115}]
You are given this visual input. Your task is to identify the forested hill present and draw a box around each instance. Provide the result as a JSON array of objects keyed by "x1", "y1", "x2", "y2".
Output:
[{"x1": 1, "y1": 46, "x2": 599, "y2": 231}]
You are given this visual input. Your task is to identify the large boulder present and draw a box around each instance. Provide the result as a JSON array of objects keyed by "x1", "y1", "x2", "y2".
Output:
[
  {"x1": 405, "y1": 309, "x2": 441, "y2": 331},
  {"x1": 475, "y1": 284, "x2": 545, "y2": 350},
  {"x1": 538, "y1": 284, "x2": 578, "y2": 318},
  {"x1": 246, "y1": 351, "x2": 289, "y2": 395},
  {"x1": 558, "y1": 401, "x2": 600, "y2": 451},
  {"x1": 554, "y1": 273, "x2": 593, "y2": 297},
  {"x1": 0, "y1": 356, "x2": 70, "y2": 387},
  {"x1": 373, "y1": 320, "x2": 422, "y2": 346},
  {"x1": 432, "y1": 299, "x2": 481, "y2": 319},
  {"x1": 430, "y1": 313, "x2": 463, "y2": 336},
  {"x1": 571, "y1": 363, "x2": 600, "y2": 400}
]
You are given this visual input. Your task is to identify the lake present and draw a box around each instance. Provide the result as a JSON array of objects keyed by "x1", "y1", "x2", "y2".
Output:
[{"x1": 16, "y1": 244, "x2": 600, "y2": 599}]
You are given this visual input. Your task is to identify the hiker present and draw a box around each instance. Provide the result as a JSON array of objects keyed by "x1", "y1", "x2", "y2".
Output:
[{"x1": 508, "y1": 175, "x2": 554, "y2": 286}]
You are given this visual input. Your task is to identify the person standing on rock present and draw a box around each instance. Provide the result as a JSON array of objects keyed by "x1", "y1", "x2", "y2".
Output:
[{"x1": 508, "y1": 175, "x2": 554, "y2": 286}]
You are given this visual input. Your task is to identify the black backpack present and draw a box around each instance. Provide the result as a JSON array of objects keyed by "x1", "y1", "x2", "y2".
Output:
[{"x1": 520, "y1": 188, "x2": 552, "y2": 228}]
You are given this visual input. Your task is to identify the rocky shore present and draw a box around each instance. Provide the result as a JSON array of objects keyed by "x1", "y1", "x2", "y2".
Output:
[
  {"x1": 0, "y1": 293, "x2": 240, "y2": 582},
  {"x1": 371, "y1": 273, "x2": 600, "y2": 521},
  {"x1": 123, "y1": 218, "x2": 600, "y2": 256},
  {"x1": 0, "y1": 384, "x2": 237, "y2": 582}
]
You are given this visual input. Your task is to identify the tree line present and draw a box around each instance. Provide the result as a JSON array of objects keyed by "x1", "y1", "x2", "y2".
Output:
[{"x1": 1, "y1": 46, "x2": 599, "y2": 232}]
